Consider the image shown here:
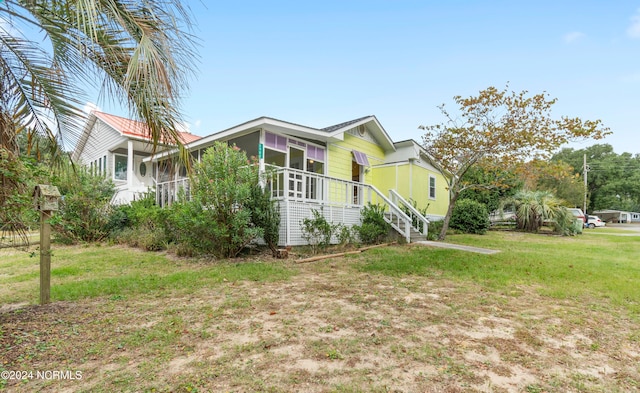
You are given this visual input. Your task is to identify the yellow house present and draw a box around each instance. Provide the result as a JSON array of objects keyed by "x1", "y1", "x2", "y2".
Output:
[{"x1": 151, "y1": 115, "x2": 449, "y2": 245}]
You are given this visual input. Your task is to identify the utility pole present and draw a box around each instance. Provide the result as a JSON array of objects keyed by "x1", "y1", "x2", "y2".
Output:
[{"x1": 583, "y1": 153, "x2": 589, "y2": 215}]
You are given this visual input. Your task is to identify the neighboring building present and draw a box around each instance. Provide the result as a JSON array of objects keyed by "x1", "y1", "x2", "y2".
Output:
[
  {"x1": 150, "y1": 115, "x2": 450, "y2": 245},
  {"x1": 72, "y1": 111, "x2": 201, "y2": 204},
  {"x1": 592, "y1": 209, "x2": 640, "y2": 224}
]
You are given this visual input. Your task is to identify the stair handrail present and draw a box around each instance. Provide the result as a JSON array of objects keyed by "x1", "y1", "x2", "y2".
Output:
[
  {"x1": 364, "y1": 185, "x2": 413, "y2": 243},
  {"x1": 388, "y1": 189, "x2": 430, "y2": 237}
]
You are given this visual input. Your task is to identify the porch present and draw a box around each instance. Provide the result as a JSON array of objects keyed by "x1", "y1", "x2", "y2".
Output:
[{"x1": 155, "y1": 166, "x2": 429, "y2": 246}]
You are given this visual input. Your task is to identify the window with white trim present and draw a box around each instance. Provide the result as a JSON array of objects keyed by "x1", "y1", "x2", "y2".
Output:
[
  {"x1": 114, "y1": 154, "x2": 128, "y2": 181},
  {"x1": 429, "y1": 175, "x2": 436, "y2": 199}
]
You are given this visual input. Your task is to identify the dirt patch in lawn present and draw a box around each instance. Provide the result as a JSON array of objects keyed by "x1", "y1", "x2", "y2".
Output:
[{"x1": 1, "y1": 256, "x2": 639, "y2": 392}]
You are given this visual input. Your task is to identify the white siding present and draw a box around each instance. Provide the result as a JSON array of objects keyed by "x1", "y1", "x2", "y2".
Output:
[{"x1": 78, "y1": 119, "x2": 127, "y2": 178}]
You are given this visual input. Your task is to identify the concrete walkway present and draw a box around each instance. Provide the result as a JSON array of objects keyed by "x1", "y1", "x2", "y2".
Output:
[{"x1": 415, "y1": 240, "x2": 501, "y2": 255}]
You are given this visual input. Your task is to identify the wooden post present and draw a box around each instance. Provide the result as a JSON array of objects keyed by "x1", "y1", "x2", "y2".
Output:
[
  {"x1": 40, "y1": 210, "x2": 52, "y2": 305},
  {"x1": 33, "y1": 184, "x2": 60, "y2": 306}
]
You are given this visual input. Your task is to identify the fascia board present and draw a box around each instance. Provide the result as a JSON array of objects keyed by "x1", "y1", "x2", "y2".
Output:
[{"x1": 327, "y1": 116, "x2": 395, "y2": 152}]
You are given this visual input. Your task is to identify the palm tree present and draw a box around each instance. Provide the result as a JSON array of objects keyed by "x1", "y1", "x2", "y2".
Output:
[
  {"x1": 1, "y1": 0, "x2": 196, "y2": 155},
  {"x1": 1, "y1": 0, "x2": 196, "y2": 245},
  {"x1": 505, "y1": 190, "x2": 577, "y2": 235}
]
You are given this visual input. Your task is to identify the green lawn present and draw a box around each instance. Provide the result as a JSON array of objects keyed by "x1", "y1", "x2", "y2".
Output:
[
  {"x1": 359, "y1": 231, "x2": 640, "y2": 314},
  {"x1": 0, "y1": 245, "x2": 296, "y2": 304},
  {"x1": 2, "y1": 231, "x2": 639, "y2": 314}
]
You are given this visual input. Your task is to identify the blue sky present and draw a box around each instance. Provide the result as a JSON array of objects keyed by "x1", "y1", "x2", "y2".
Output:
[{"x1": 107, "y1": 1, "x2": 640, "y2": 155}]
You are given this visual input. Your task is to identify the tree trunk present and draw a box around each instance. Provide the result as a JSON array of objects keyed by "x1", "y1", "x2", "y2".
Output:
[{"x1": 438, "y1": 191, "x2": 459, "y2": 241}]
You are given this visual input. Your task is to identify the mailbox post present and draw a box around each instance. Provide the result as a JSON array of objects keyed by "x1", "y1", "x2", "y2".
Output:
[{"x1": 33, "y1": 185, "x2": 61, "y2": 305}]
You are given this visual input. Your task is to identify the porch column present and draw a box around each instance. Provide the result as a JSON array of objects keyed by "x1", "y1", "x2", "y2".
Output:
[
  {"x1": 127, "y1": 140, "x2": 134, "y2": 190},
  {"x1": 258, "y1": 129, "x2": 266, "y2": 188},
  {"x1": 174, "y1": 162, "x2": 180, "y2": 204}
]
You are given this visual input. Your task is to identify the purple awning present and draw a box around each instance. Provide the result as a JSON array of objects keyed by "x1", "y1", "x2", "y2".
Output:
[{"x1": 352, "y1": 150, "x2": 370, "y2": 166}]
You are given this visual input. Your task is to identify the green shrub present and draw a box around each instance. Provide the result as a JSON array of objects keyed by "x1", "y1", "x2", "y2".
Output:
[
  {"x1": 449, "y1": 199, "x2": 490, "y2": 235},
  {"x1": 167, "y1": 142, "x2": 262, "y2": 258},
  {"x1": 552, "y1": 207, "x2": 582, "y2": 236},
  {"x1": 1, "y1": 150, "x2": 47, "y2": 244},
  {"x1": 113, "y1": 227, "x2": 167, "y2": 251},
  {"x1": 108, "y1": 192, "x2": 169, "y2": 249},
  {"x1": 426, "y1": 220, "x2": 444, "y2": 240},
  {"x1": 354, "y1": 203, "x2": 391, "y2": 245},
  {"x1": 301, "y1": 209, "x2": 337, "y2": 254},
  {"x1": 50, "y1": 166, "x2": 115, "y2": 243},
  {"x1": 248, "y1": 182, "x2": 280, "y2": 256},
  {"x1": 336, "y1": 224, "x2": 357, "y2": 248},
  {"x1": 505, "y1": 190, "x2": 579, "y2": 236}
]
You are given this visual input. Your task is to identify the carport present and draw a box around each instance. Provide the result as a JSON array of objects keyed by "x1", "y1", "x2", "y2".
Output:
[{"x1": 592, "y1": 209, "x2": 633, "y2": 223}]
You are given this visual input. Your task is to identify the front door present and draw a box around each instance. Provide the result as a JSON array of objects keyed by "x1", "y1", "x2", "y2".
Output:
[
  {"x1": 352, "y1": 161, "x2": 362, "y2": 205},
  {"x1": 288, "y1": 147, "x2": 304, "y2": 199}
]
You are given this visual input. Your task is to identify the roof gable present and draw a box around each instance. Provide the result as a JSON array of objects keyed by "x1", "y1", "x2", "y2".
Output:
[
  {"x1": 93, "y1": 112, "x2": 201, "y2": 143},
  {"x1": 323, "y1": 116, "x2": 395, "y2": 152}
]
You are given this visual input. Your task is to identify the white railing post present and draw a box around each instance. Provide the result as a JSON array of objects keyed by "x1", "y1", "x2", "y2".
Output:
[{"x1": 388, "y1": 189, "x2": 430, "y2": 238}]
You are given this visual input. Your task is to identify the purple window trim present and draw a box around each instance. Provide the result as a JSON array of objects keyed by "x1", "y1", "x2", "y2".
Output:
[
  {"x1": 265, "y1": 132, "x2": 287, "y2": 151},
  {"x1": 266, "y1": 131, "x2": 325, "y2": 161},
  {"x1": 307, "y1": 145, "x2": 325, "y2": 162}
]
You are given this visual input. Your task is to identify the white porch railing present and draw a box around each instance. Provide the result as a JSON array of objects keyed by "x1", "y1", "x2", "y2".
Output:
[
  {"x1": 266, "y1": 167, "x2": 418, "y2": 243},
  {"x1": 156, "y1": 178, "x2": 190, "y2": 207},
  {"x1": 389, "y1": 189, "x2": 430, "y2": 237}
]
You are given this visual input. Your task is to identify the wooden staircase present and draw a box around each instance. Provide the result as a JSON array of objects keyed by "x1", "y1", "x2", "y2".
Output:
[{"x1": 385, "y1": 213, "x2": 427, "y2": 243}]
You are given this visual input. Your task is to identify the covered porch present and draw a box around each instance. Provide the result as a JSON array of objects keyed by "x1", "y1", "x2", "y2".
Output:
[{"x1": 156, "y1": 165, "x2": 429, "y2": 246}]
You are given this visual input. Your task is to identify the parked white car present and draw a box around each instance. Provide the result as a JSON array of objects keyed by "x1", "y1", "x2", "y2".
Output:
[{"x1": 587, "y1": 215, "x2": 606, "y2": 228}]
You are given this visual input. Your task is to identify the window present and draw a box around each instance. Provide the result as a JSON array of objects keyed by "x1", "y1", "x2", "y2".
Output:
[
  {"x1": 264, "y1": 148, "x2": 286, "y2": 167},
  {"x1": 139, "y1": 162, "x2": 147, "y2": 177},
  {"x1": 429, "y1": 175, "x2": 436, "y2": 199},
  {"x1": 98, "y1": 157, "x2": 102, "y2": 175},
  {"x1": 103, "y1": 155, "x2": 107, "y2": 174},
  {"x1": 114, "y1": 155, "x2": 127, "y2": 181}
]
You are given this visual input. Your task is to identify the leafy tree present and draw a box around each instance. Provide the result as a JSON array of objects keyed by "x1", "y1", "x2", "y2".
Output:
[
  {"x1": 420, "y1": 85, "x2": 610, "y2": 240},
  {"x1": 457, "y1": 166, "x2": 522, "y2": 213},
  {"x1": 552, "y1": 144, "x2": 640, "y2": 212},
  {"x1": 516, "y1": 159, "x2": 584, "y2": 208},
  {"x1": 0, "y1": 150, "x2": 46, "y2": 246}
]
